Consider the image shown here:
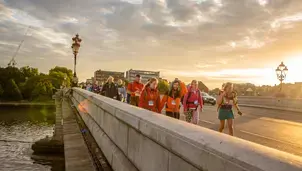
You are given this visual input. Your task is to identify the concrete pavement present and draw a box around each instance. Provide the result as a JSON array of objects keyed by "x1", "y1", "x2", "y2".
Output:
[{"x1": 174, "y1": 105, "x2": 302, "y2": 157}]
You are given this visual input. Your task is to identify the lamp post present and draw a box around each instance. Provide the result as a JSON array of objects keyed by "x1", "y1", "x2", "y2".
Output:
[
  {"x1": 275, "y1": 62, "x2": 288, "y2": 91},
  {"x1": 71, "y1": 34, "x2": 82, "y2": 87}
]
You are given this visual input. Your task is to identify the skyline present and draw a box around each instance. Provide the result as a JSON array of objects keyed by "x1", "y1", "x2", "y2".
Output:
[{"x1": 1, "y1": 0, "x2": 302, "y2": 89}]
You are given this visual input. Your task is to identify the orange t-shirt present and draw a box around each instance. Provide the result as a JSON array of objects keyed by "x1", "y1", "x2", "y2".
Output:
[
  {"x1": 160, "y1": 95, "x2": 181, "y2": 113},
  {"x1": 127, "y1": 81, "x2": 144, "y2": 97}
]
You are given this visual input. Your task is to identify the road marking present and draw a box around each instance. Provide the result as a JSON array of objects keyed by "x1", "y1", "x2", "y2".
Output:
[
  {"x1": 239, "y1": 130, "x2": 300, "y2": 147},
  {"x1": 258, "y1": 117, "x2": 302, "y2": 127},
  {"x1": 173, "y1": 106, "x2": 302, "y2": 128},
  {"x1": 202, "y1": 105, "x2": 302, "y2": 127},
  {"x1": 200, "y1": 120, "x2": 215, "y2": 125}
]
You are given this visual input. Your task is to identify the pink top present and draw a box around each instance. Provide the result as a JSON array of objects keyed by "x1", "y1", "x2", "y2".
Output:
[{"x1": 183, "y1": 86, "x2": 203, "y2": 111}]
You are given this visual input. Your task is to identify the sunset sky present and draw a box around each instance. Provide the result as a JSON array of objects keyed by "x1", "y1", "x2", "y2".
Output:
[{"x1": 1, "y1": 0, "x2": 302, "y2": 89}]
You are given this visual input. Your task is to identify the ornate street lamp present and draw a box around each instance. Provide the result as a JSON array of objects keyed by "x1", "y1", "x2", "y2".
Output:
[
  {"x1": 275, "y1": 62, "x2": 288, "y2": 91},
  {"x1": 71, "y1": 34, "x2": 82, "y2": 87}
]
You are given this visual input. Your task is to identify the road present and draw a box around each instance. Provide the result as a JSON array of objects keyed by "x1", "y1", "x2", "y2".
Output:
[{"x1": 172, "y1": 105, "x2": 302, "y2": 157}]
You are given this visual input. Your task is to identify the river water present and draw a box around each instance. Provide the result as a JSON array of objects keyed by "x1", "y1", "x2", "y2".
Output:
[{"x1": 0, "y1": 105, "x2": 56, "y2": 171}]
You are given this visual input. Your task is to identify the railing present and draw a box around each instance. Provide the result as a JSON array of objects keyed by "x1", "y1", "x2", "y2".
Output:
[
  {"x1": 70, "y1": 88, "x2": 302, "y2": 171},
  {"x1": 238, "y1": 96, "x2": 302, "y2": 112}
]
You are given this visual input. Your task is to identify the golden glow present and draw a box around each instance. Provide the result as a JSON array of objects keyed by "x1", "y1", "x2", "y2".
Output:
[
  {"x1": 284, "y1": 54, "x2": 302, "y2": 83},
  {"x1": 78, "y1": 99, "x2": 88, "y2": 113}
]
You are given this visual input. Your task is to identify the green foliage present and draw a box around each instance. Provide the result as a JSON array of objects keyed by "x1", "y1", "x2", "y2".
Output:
[
  {"x1": 0, "y1": 66, "x2": 23, "y2": 86},
  {"x1": 157, "y1": 80, "x2": 170, "y2": 94},
  {"x1": 49, "y1": 71, "x2": 69, "y2": 88},
  {"x1": 49, "y1": 66, "x2": 73, "y2": 80},
  {"x1": 49, "y1": 66, "x2": 72, "y2": 88},
  {"x1": 0, "y1": 65, "x2": 72, "y2": 102},
  {"x1": 20, "y1": 66, "x2": 39, "y2": 78},
  {"x1": 31, "y1": 80, "x2": 54, "y2": 101},
  {"x1": 3, "y1": 79, "x2": 23, "y2": 101},
  {"x1": 124, "y1": 80, "x2": 129, "y2": 87},
  {"x1": 21, "y1": 75, "x2": 52, "y2": 100}
]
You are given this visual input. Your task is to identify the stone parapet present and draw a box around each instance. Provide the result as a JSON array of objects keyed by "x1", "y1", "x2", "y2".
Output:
[{"x1": 71, "y1": 88, "x2": 302, "y2": 171}]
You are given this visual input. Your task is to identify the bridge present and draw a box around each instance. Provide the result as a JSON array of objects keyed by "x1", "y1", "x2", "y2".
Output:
[{"x1": 53, "y1": 88, "x2": 302, "y2": 171}]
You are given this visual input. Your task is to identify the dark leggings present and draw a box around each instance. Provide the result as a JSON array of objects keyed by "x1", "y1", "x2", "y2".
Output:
[{"x1": 166, "y1": 111, "x2": 180, "y2": 119}]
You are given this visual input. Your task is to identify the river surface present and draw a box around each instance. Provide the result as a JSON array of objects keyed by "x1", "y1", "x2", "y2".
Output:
[{"x1": 0, "y1": 105, "x2": 56, "y2": 171}]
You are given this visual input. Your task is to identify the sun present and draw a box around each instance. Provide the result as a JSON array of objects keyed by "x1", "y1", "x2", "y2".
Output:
[
  {"x1": 251, "y1": 55, "x2": 302, "y2": 86},
  {"x1": 284, "y1": 55, "x2": 302, "y2": 83}
]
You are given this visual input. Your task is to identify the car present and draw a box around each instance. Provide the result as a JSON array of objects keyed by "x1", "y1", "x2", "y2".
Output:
[{"x1": 201, "y1": 92, "x2": 216, "y2": 105}]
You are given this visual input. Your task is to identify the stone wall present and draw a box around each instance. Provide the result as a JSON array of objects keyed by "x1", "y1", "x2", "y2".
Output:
[
  {"x1": 71, "y1": 88, "x2": 302, "y2": 171},
  {"x1": 238, "y1": 96, "x2": 302, "y2": 111}
]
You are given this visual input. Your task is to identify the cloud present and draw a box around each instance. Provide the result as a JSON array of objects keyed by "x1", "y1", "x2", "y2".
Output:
[
  {"x1": 0, "y1": 40, "x2": 18, "y2": 47},
  {"x1": 32, "y1": 27, "x2": 70, "y2": 46},
  {"x1": 1, "y1": 0, "x2": 302, "y2": 87},
  {"x1": 60, "y1": 17, "x2": 79, "y2": 24},
  {"x1": 195, "y1": 63, "x2": 215, "y2": 69},
  {"x1": 0, "y1": 2, "x2": 13, "y2": 18}
]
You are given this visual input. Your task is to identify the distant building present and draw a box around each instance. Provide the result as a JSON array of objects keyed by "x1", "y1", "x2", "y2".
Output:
[
  {"x1": 86, "y1": 77, "x2": 94, "y2": 84},
  {"x1": 94, "y1": 70, "x2": 125, "y2": 84},
  {"x1": 126, "y1": 69, "x2": 160, "y2": 83},
  {"x1": 198, "y1": 81, "x2": 209, "y2": 93},
  {"x1": 245, "y1": 88, "x2": 255, "y2": 96}
]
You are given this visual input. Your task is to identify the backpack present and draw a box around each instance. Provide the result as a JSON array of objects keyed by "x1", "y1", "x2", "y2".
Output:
[{"x1": 185, "y1": 90, "x2": 201, "y2": 105}]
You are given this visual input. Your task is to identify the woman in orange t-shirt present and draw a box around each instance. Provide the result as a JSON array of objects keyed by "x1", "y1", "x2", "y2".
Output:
[
  {"x1": 139, "y1": 78, "x2": 161, "y2": 113},
  {"x1": 173, "y1": 78, "x2": 187, "y2": 105},
  {"x1": 160, "y1": 80, "x2": 181, "y2": 119}
]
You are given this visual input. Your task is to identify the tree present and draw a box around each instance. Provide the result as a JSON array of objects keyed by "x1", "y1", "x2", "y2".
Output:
[
  {"x1": 233, "y1": 83, "x2": 256, "y2": 96},
  {"x1": 20, "y1": 66, "x2": 38, "y2": 78},
  {"x1": 0, "y1": 65, "x2": 71, "y2": 101},
  {"x1": 49, "y1": 66, "x2": 72, "y2": 88},
  {"x1": 209, "y1": 88, "x2": 220, "y2": 95},
  {"x1": 20, "y1": 75, "x2": 50, "y2": 100},
  {"x1": 0, "y1": 67, "x2": 24, "y2": 86},
  {"x1": 49, "y1": 71, "x2": 70, "y2": 88},
  {"x1": 31, "y1": 80, "x2": 54, "y2": 101},
  {"x1": 3, "y1": 79, "x2": 23, "y2": 101},
  {"x1": 157, "y1": 80, "x2": 170, "y2": 94},
  {"x1": 49, "y1": 66, "x2": 73, "y2": 80},
  {"x1": 124, "y1": 80, "x2": 130, "y2": 87}
]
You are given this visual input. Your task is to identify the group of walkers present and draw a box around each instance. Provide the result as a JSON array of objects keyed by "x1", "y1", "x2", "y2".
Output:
[
  {"x1": 82, "y1": 77, "x2": 127, "y2": 102},
  {"x1": 125, "y1": 75, "x2": 204, "y2": 125},
  {"x1": 83, "y1": 74, "x2": 243, "y2": 136}
]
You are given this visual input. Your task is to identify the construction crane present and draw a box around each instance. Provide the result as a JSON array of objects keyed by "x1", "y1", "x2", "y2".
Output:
[{"x1": 8, "y1": 26, "x2": 31, "y2": 67}]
